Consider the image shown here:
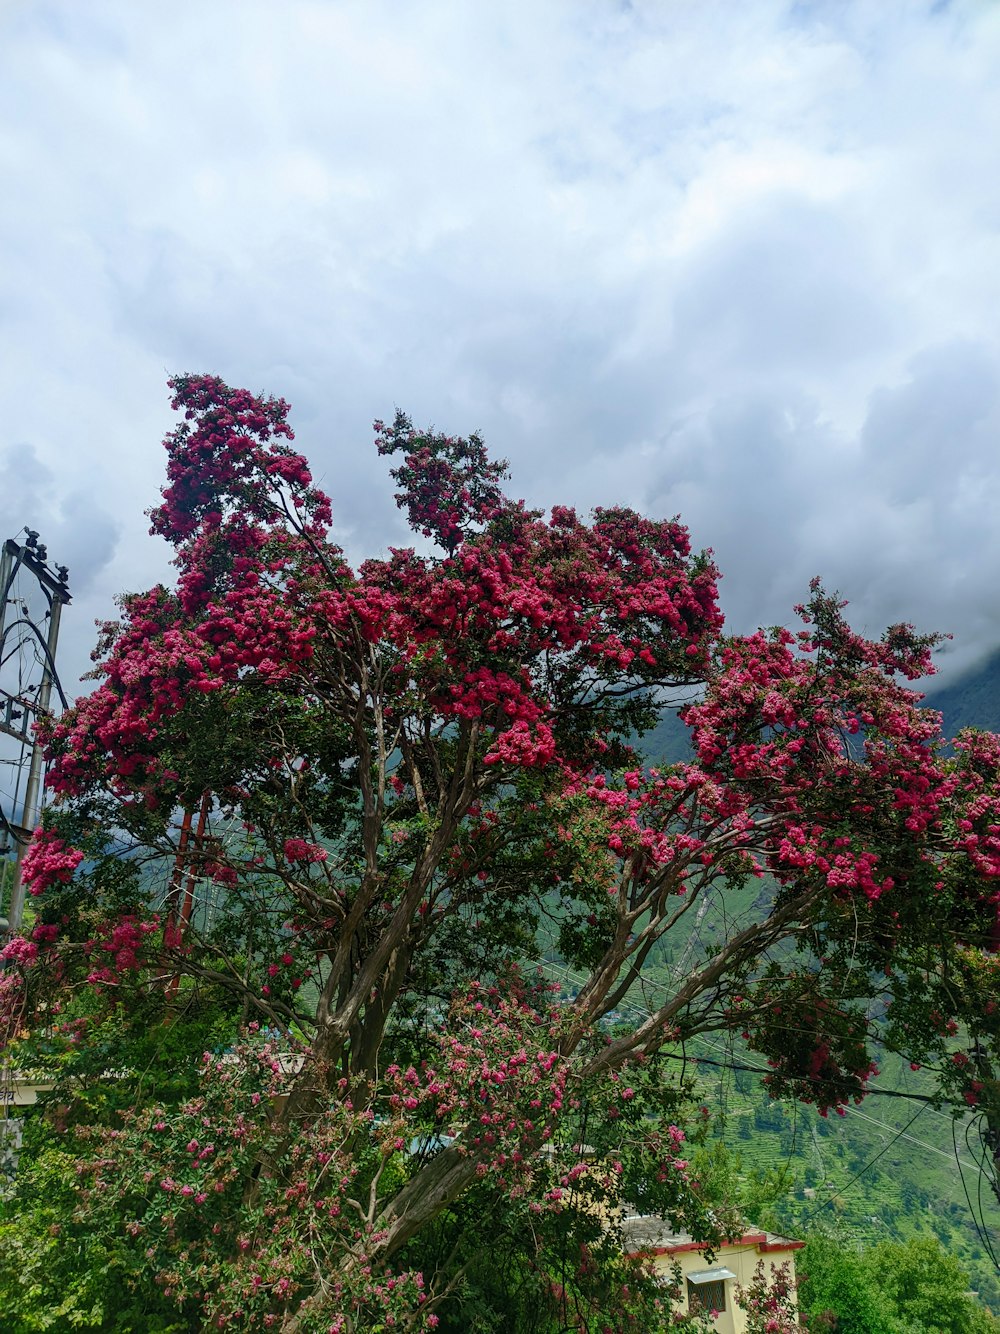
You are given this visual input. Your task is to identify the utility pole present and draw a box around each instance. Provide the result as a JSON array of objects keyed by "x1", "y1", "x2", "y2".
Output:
[{"x1": 0, "y1": 532, "x2": 70, "y2": 940}]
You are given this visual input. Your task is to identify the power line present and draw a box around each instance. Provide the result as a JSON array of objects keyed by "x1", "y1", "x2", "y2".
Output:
[
  {"x1": 955, "y1": 1116, "x2": 1000, "y2": 1269},
  {"x1": 795, "y1": 1103, "x2": 931, "y2": 1226},
  {"x1": 847, "y1": 1104, "x2": 977, "y2": 1170},
  {"x1": 543, "y1": 957, "x2": 997, "y2": 1221}
]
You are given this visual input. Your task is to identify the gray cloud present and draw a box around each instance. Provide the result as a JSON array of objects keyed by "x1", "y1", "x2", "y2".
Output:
[
  {"x1": 2, "y1": 0, "x2": 1000, "y2": 695},
  {"x1": 0, "y1": 443, "x2": 123, "y2": 693},
  {"x1": 0, "y1": 447, "x2": 119, "y2": 597}
]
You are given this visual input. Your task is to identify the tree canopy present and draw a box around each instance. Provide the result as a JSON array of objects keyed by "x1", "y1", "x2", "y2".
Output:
[
  {"x1": 2, "y1": 374, "x2": 1000, "y2": 1331},
  {"x1": 799, "y1": 1234, "x2": 998, "y2": 1334}
]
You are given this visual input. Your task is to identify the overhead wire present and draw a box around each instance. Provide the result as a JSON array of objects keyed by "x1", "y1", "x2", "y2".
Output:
[
  {"x1": 794, "y1": 1102, "x2": 931, "y2": 1227},
  {"x1": 542, "y1": 951, "x2": 999, "y2": 1257},
  {"x1": 955, "y1": 1115, "x2": 1000, "y2": 1269}
]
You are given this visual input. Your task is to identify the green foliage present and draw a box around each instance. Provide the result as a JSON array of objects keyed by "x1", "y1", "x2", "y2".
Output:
[
  {"x1": 12, "y1": 986, "x2": 238, "y2": 1124},
  {"x1": 687, "y1": 1140, "x2": 795, "y2": 1234},
  {"x1": 702, "y1": 1044, "x2": 1000, "y2": 1313},
  {"x1": 414, "y1": 1200, "x2": 714, "y2": 1334},
  {"x1": 0, "y1": 1120, "x2": 189, "y2": 1331},
  {"x1": 799, "y1": 1234, "x2": 899, "y2": 1334},
  {"x1": 0, "y1": 988, "x2": 239, "y2": 1332},
  {"x1": 864, "y1": 1237, "x2": 994, "y2": 1334},
  {"x1": 799, "y1": 1233, "x2": 1000, "y2": 1334},
  {"x1": 0, "y1": 857, "x2": 15, "y2": 913}
]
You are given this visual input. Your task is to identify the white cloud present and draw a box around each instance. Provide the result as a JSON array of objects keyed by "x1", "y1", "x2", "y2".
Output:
[{"x1": 1, "y1": 0, "x2": 999, "y2": 694}]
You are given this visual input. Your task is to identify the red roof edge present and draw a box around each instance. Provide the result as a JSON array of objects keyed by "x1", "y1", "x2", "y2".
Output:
[{"x1": 636, "y1": 1232, "x2": 803, "y2": 1258}]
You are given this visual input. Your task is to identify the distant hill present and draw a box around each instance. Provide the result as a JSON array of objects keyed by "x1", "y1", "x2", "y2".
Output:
[
  {"x1": 636, "y1": 705, "x2": 691, "y2": 766},
  {"x1": 925, "y1": 649, "x2": 1000, "y2": 739}
]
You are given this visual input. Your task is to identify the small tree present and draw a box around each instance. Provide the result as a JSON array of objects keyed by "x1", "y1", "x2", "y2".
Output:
[
  {"x1": 798, "y1": 1235, "x2": 896, "y2": 1334},
  {"x1": 800, "y1": 1234, "x2": 1000, "y2": 1334},
  {"x1": 3, "y1": 376, "x2": 1000, "y2": 1331},
  {"x1": 863, "y1": 1238, "x2": 993, "y2": 1334}
]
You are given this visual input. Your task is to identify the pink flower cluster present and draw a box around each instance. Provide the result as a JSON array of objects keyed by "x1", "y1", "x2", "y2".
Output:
[
  {"x1": 19, "y1": 829, "x2": 84, "y2": 895},
  {"x1": 375, "y1": 411, "x2": 509, "y2": 554},
  {"x1": 0, "y1": 936, "x2": 38, "y2": 966},
  {"x1": 150, "y1": 373, "x2": 332, "y2": 543},
  {"x1": 84, "y1": 914, "x2": 159, "y2": 984},
  {"x1": 283, "y1": 837, "x2": 329, "y2": 865}
]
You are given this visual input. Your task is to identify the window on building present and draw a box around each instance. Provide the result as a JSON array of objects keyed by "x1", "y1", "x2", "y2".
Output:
[{"x1": 687, "y1": 1277, "x2": 726, "y2": 1313}]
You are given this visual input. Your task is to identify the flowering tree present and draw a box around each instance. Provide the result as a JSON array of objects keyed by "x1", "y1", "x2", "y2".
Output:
[
  {"x1": 735, "y1": 1260, "x2": 802, "y2": 1334},
  {"x1": 3, "y1": 374, "x2": 1000, "y2": 1332}
]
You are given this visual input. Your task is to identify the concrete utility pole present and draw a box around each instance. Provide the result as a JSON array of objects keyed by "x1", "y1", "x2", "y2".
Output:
[{"x1": 0, "y1": 532, "x2": 70, "y2": 940}]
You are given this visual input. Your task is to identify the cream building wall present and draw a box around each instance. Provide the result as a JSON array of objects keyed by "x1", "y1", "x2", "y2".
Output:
[{"x1": 624, "y1": 1218, "x2": 803, "y2": 1334}]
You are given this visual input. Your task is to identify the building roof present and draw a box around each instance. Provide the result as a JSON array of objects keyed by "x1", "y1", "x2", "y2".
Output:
[{"x1": 621, "y1": 1214, "x2": 804, "y2": 1256}]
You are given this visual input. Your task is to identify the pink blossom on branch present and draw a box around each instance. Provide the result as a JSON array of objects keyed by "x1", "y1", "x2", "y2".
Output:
[
  {"x1": 282, "y1": 837, "x2": 329, "y2": 864},
  {"x1": 19, "y1": 829, "x2": 83, "y2": 895}
]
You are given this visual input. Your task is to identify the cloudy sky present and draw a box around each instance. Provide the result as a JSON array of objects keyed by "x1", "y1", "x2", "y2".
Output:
[{"x1": 3, "y1": 0, "x2": 1000, "y2": 700}]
